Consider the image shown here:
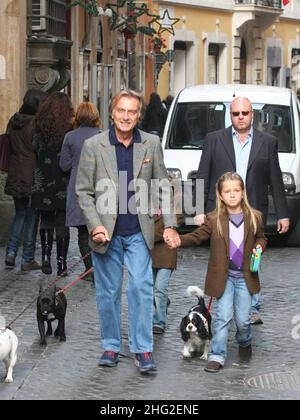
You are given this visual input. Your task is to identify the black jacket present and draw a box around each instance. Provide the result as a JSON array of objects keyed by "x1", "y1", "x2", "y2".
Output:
[
  {"x1": 4, "y1": 112, "x2": 35, "y2": 198},
  {"x1": 197, "y1": 126, "x2": 289, "y2": 221}
]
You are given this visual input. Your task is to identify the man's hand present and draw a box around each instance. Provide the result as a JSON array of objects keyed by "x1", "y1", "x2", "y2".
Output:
[
  {"x1": 194, "y1": 214, "x2": 206, "y2": 226},
  {"x1": 163, "y1": 228, "x2": 181, "y2": 248},
  {"x1": 277, "y1": 218, "x2": 290, "y2": 234},
  {"x1": 92, "y1": 226, "x2": 110, "y2": 245}
]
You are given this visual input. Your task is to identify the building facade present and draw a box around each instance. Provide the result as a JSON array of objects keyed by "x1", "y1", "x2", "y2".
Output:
[{"x1": 156, "y1": 0, "x2": 300, "y2": 98}]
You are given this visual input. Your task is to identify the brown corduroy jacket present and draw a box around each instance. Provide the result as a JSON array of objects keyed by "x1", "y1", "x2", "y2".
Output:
[
  {"x1": 151, "y1": 215, "x2": 182, "y2": 270},
  {"x1": 180, "y1": 210, "x2": 267, "y2": 298}
]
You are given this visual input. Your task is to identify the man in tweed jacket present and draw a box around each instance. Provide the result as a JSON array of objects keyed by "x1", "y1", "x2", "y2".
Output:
[{"x1": 76, "y1": 90, "x2": 177, "y2": 373}]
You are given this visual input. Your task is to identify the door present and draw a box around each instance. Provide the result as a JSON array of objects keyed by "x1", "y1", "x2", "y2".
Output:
[{"x1": 173, "y1": 41, "x2": 186, "y2": 95}]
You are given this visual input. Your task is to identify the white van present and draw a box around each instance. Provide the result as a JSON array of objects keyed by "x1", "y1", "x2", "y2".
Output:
[{"x1": 162, "y1": 84, "x2": 300, "y2": 245}]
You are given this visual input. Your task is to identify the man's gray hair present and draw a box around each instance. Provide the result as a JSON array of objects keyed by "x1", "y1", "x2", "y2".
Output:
[{"x1": 110, "y1": 89, "x2": 144, "y2": 115}]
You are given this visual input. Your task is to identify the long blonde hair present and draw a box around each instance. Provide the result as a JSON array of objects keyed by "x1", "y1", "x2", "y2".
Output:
[{"x1": 215, "y1": 172, "x2": 262, "y2": 237}]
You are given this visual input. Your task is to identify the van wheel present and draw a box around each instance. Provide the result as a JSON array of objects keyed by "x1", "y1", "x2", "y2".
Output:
[{"x1": 286, "y1": 218, "x2": 300, "y2": 247}]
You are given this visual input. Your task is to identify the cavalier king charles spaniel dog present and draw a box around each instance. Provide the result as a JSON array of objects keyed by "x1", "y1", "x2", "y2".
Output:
[{"x1": 180, "y1": 286, "x2": 212, "y2": 360}]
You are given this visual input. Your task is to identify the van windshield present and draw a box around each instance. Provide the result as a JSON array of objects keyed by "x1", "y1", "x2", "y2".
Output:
[{"x1": 166, "y1": 102, "x2": 293, "y2": 152}]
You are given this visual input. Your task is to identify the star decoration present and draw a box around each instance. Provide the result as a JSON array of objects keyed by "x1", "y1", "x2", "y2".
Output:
[
  {"x1": 68, "y1": 0, "x2": 166, "y2": 38},
  {"x1": 156, "y1": 9, "x2": 180, "y2": 36}
]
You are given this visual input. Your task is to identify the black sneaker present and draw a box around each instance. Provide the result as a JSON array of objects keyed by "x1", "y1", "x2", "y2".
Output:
[
  {"x1": 5, "y1": 256, "x2": 15, "y2": 269},
  {"x1": 135, "y1": 352, "x2": 157, "y2": 373},
  {"x1": 153, "y1": 326, "x2": 164, "y2": 335},
  {"x1": 250, "y1": 313, "x2": 263, "y2": 325},
  {"x1": 239, "y1": 345, "x2": 252, "y2": 362},
  {"x1": 98, "y1": 351, "x2": 119, "y2": 367}
]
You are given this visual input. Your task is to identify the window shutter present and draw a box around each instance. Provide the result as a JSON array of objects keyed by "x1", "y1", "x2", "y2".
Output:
[{"x1": 32, "y1": 0, "x2": 46, "y2": 31}]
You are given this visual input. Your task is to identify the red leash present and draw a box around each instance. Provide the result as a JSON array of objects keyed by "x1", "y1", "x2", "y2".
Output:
[
  {"x1": 207, "y1": 296, "x2": 213, "y2": 318},
  {"x1": 57, "y1": 268, "x2": 94, "y2": 294},
  {"x1": 5, "y1": 246, "x2": 99, "y2": 329}
]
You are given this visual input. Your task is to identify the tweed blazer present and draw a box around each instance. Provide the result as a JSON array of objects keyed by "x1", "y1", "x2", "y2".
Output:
[
  {"x1": 180, "y1": 210, "x2": 267, "y2": 298},
  {"x1": 75, "y1": 129, "x2": 177, "y2": 253}
]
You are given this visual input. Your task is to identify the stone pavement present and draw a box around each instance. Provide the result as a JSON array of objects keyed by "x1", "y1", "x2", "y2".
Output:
[{"x1": 0, "y1": 230, "x2": 300, "y2": 400}]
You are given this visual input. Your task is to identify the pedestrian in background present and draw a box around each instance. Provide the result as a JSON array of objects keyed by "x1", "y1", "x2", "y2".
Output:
[
  {"x1": 4, "y1": 88, "x2": 47, "y2": 271},
  {"x1": 167, "y1": 172, "x2": 267, "y2": 372},
  {"x1": 76, "y1": 89, "x2": 177, "y2": 373},
  {"x1": 141, "y1": 92, "x2": 168, "y2": 139},
  {"x1": 162, "y1": 94, "x2": 174, "y2": 114},
  {"x1": 194, "y1": 96, "x2": 289, "y2": 325},
  {"x1": 31, "y1": 92, "x2": 74, "y2": 276},
  {"x1": 60, "y1": 102, "x2": 101, "y2": 282}
]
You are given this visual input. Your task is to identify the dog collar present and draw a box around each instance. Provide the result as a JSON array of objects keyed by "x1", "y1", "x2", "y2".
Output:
[{"x1": 189, "y1": 311, "x2": 209, "y2": 333}]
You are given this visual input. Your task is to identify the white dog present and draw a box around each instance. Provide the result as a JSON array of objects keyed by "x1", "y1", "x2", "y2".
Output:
[{"x1": 0, "y1": 328, "x2": 18, "y2": 383}]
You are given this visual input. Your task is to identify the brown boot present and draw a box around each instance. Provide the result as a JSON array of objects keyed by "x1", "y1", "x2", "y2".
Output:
[
  {"x1": 204, "y1": 361, "x2": 222, "y2": 373},
  {"x1": 21, "y1": 260, "x2": 41, "y2": 271},
  {"x1": 239, "y1": 344, "x2": 252, "y2": 362}
]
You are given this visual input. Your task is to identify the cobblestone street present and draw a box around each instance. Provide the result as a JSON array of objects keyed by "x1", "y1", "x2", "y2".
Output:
[{"x1": 0, "y1": 231, "x2": 300, "y2": 400}]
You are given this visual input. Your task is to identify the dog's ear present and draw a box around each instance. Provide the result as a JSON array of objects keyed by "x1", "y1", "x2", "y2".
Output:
[
  {"x1": 181, "y1": 330, "x2": 190, "y2": 342},
  {"x1": 180, "y1": 318, "x2": 189, "y2": 342}
]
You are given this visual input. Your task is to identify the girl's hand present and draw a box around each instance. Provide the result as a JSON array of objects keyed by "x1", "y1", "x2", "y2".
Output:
[{"x1": 253, "y1": 244, "x2": 263, "y2": 253}]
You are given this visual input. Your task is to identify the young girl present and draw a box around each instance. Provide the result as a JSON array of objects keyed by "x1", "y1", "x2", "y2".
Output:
[{"x1": 170, "y1": 172, "x2": 267, "y2": 372}]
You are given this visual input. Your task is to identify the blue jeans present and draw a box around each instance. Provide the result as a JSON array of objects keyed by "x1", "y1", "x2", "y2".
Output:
[
  {"x1": 153, "y1": 268, "x2": 173, "y2": 330},
  {"x1": 251, "y1": 293, "x2": 261, "y2": 314},
  {"x1": 6, "y1": 197, "x2": 39, "y2": 263},
  {"x1": 208, "y1": 276, "x2": 252, "y2": 366},
  {"x1": 92, "y1": 232, "x2": 153, "y2": 353}
]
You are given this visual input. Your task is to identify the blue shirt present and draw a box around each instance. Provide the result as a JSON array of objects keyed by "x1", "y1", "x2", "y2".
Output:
[
  {"x1": 109, "y1": 127, "x2": 141, "y2": 236},
  {"x1": 232, "y1": 126, "x2": 253, "y2": 186}
]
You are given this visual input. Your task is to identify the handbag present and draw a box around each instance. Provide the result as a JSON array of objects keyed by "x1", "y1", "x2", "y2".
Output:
[{"x1": 0, "y1": 133, "x2": 11, "y2": 172}]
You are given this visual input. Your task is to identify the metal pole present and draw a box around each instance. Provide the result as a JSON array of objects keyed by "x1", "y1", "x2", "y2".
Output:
[
  {"x1": 92, "y1": 64, "x2": 98, "y2": 108},
  {"x1": 92, "y1": 64, "x2": 111, "y2": 131},
  {"x1": 101, "y1": 65, "x2": 110, "y2": 131}
]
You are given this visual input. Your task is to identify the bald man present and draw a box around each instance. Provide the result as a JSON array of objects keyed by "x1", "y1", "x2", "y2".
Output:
[{"x1": 194, "y1": 96, "x2": 289, "y2": 324}]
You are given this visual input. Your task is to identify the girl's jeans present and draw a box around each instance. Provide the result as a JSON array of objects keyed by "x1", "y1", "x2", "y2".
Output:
[
  {"x1": 208, "y1": 275, "x2": 252, "y2": 366},
  {"x1": 153, "y1": 268, "x2": 173, "y2": 330}
]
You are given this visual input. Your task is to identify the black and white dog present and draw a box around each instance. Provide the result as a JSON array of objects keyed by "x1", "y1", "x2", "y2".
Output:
[{"x1": 180, "y1": 286, "x2": 212, "y2": 360}]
